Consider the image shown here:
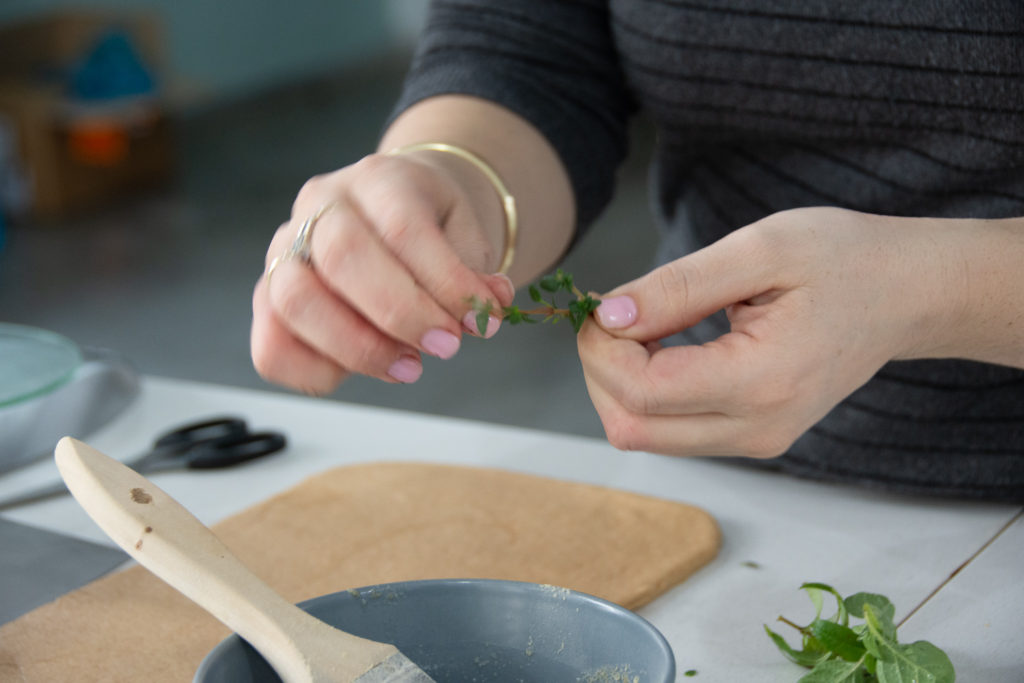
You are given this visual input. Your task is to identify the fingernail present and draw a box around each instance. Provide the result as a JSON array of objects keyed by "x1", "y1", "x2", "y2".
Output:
[
  {"x1": 387, "y1": 356, "x2": 422, "y2": 383},
  {"x1": 596, "y1": 296, "x2": 638, "y2": 329},
  {"x1": 420, "y1": 328, "x2": 461, "y2": 359},
  {"x1": 462, "y1": 311, "x2": 501, "y2": 338},
  {"x1": 491, "y1": 272, "x2": 515, "y2": 302}
]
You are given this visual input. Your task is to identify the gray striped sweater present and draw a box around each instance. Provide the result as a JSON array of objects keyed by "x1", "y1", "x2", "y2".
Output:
[{"x1": 392, "y1": 0, "x2": 1024, "y2": 501}]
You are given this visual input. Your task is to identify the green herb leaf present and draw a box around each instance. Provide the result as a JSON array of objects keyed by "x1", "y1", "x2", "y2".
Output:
[
  {"x1": 863, "y1": 605, "x2": 954, "y2": 683},
  {"x1": 770, "y1": 585, "x2": 955, "y2": 683},
  {"x1": 798, "y1": 658, "x2": 868, "y2": 683},
  {"x1": 860, "y1": 601, "x2": 898, "y2": 642},
  {"x1": 496, "y1": 270, "x2": 599, "y2": 335},
  {"x1": 502, "y1": 306, "x2": 538, "y2": 325},
  {"x1": 800, "y1": 582, "x2": 849, "y2": 626},
  {"x1": 845, "y1": 593, "x2": 895, "y2": 631},
  {"x1": 764, "y1": 625, "x2": 831, "y2": 669},
  {"x1": 809, "y1": 620, "x2": 866, "y2": 662},
  {"x1": 475, "y1": 309, "x2": 490, "y2": 337},
  {"x1": 876, "y1": 641, "x2": 955, "y2": 683},
  {"x1": 503, "y1": 306, "x2": 520, "y2": 324},
  {"x1": 863, "y1": 653, "x2": 877, "y2": 676},
  {"x1": 464, "y1": 296, "x2": 493, "y2": 336},
  {"x1": 538, "y1": 274, "x2": 561, "y2": 292},
  {"x1": 558, "y1": 269, "x2": 574, "y2": 292},
  {"x1": 567, "y1": 299, "x2": 591, "y2": 333},
  {"x1": 579, "y1": 293, "x2": 600, "y2": 314}
]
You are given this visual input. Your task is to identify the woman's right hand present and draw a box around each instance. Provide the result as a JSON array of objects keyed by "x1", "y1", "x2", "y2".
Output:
[{"x1": 250, "y1": 151, "x2": 516, "y2": 395}]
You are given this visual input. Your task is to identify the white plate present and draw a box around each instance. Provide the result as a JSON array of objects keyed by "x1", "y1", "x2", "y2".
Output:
[{"x1": 0, "y1": 327, "x2": 138, "y2": 473}]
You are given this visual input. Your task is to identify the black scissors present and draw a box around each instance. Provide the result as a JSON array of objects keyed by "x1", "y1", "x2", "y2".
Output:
[{"x1": 0, "y1": 416, "x2": 286, "y2": 511}]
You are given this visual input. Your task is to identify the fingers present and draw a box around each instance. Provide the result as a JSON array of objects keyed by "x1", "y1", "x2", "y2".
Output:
[
  {"x1": 305, "y1": 201, "x2": 466, "y2": 357},
  {"x1": 582, "y1": 371, "x2": 790, "y2": 458},
  {"x1": 578, "y1": 319, "x2": 805, "y2": 459},
  {"x1": 579, "y1": 207, "x2": 921, "y2": 459},
  {"x1": 593, "y1": 226, "x2": 780, "y2": 341},
  {"x1": 266, "y1": 250, "x2": 426, "y2": 378},
  {"x1": 252, "y1": 153, "x2": 515, "y2": 394},
  {"x1": 578, "y1": 317, "x2": 761, "y2": 417},
  {"x1": 299, "y1": 156, "x2": 511, "y2": 339},
  {"x1": 481, "y1": 272, "x2": 516, "y2": 308},
  {"x1": 348, "y1": 157, "x2": 512, "y2": 328},
  {"x1": 251, "y1": 277, "x2": 351, "y2": 394}
]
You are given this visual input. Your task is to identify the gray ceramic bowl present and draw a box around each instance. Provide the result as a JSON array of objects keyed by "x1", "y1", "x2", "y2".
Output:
[{"x1": 195, "y1": 578, "x2": 675, "y2": 682}]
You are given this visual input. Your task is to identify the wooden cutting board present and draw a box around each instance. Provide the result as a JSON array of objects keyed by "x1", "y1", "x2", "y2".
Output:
[{"x1": 0, "y1": 462, "x2": 719, "y2": 682}]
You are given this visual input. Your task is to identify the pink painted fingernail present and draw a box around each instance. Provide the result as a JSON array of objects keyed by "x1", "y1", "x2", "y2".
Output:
[
  {"x1": 421, "y1": 328, "x2": 461, "y2": 359},
  {"x1": 596, "y1": 296, "x2": 638, "y2": 329},
  {"x1": 462, "y1": 311, "x2": 501, "y2": 338},
  {"x1": 387, "y1": 357, "x2": 422, "y2": 383}
]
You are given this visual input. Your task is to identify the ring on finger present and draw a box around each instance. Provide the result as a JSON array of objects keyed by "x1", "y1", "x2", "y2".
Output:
[
  {"x1": 285, "y1": 202, "x2": 335, "y2": 264},
  {"x1": 265, "y1": 256, "x2": 282, "y2": 285},
  {"x1": 265, "y1": 203, "x2": 335, "y2": 285}
]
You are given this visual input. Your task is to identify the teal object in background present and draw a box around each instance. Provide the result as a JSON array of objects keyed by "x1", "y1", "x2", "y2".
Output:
[{"x1": 69, "y1": 29, "x2": 157, "y2": 100}]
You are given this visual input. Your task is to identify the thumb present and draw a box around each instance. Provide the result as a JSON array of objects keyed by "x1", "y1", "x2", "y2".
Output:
[
  {"x1": 482, "y1": 272, "x2": 516, "y2": 308},
  {"x1": 594, "y1": 229, "x2": 776, "y2": 341}
]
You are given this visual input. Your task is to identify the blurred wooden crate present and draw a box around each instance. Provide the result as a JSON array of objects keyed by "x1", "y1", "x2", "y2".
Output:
[{"x1": 0, "y1": 11, "x2": 174, "y2": 220}]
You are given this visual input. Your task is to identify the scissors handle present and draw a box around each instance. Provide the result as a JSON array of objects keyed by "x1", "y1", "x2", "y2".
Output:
[
  {"x1": 153, "y1": 417, "x2": 248, "y2": 451},
  {"x1": 0, "y1": 418, "x2": 286, "y2": 510},
  {"x1": 184, "y1": 431, "x2": 287, "y2": 469}
]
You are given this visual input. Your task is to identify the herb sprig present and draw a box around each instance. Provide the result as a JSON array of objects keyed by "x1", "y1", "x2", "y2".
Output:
[
  {"x1": 469, "y1": 268, "x2": 600, "y2": 335},
  {"x1": 766, "y1": 583, "x2": 955, "y2": 682}
]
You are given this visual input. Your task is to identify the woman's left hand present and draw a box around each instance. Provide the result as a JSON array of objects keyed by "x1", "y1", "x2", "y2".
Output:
[{"x1": 577, "y1": 206, "x2": 965, "y2": 458}]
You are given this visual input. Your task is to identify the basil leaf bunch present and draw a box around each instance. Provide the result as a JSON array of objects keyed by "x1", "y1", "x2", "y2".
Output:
[{"x1": 766, "y1": 582, "x2": 955, "y2": 682}]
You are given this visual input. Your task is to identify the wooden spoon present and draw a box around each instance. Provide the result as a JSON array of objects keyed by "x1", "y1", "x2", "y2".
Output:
[{"x1": 55, "y1": 437, "x2": 435, "y2": 683}]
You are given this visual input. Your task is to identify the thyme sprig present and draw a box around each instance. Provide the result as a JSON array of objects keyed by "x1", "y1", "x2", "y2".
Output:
[{"x1": 469, "y1": 268, "x2": 600, "y2": 335}]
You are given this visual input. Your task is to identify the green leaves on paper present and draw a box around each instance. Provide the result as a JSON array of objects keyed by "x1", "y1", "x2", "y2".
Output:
[
  {"x1": 765, "y1": 582, "x2": 955, "y2": 683},
  {"x1": 468, "y1": 268, "x2": 600, "y2": 335}
]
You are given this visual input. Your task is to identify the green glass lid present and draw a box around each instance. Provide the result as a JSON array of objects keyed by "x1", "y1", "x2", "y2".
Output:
[{"x1": 0, "y1": 323, "x2": 82, "y2": 408}]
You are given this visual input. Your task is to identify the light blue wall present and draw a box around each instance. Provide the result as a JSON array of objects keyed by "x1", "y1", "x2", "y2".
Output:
[{"x1": 0, "y1": 0, "x2": 405, "y2": 104}]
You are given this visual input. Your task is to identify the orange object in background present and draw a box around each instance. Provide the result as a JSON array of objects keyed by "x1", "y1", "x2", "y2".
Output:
[{"x1": 67, "y1": 121, "x2": 130, "y2": 166}]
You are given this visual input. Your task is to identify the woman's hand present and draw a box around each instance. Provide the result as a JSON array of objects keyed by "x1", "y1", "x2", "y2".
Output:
[
  {"x1": 251, "y1": 151, "x2": 515, "y2": 395},
  {"x1": 577, "y1": 207, "x2": 971, "y2": 458}
]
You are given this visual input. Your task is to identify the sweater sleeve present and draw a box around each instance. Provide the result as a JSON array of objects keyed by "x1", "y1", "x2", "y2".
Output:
[{"x1": 388, "y1": 0, "x2": 637, "y2": 242}]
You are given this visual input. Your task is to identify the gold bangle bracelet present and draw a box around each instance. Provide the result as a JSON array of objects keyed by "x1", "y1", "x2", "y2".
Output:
[{"x1": 386, "y1": 142, "x2": 518, "y2": 275}]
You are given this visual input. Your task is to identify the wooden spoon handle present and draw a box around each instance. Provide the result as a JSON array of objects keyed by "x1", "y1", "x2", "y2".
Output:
[{"x1": 55, "y1": 437, "x2": 394, "y2": 682}]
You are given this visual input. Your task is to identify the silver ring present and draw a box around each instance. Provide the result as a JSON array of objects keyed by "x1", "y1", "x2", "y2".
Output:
[
  {"x1": 285, "y1": 216, "x2": 316, "y2": 264},
  {"x1": 285, "y1": 203, "x2": 335, "y2": 264}
]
